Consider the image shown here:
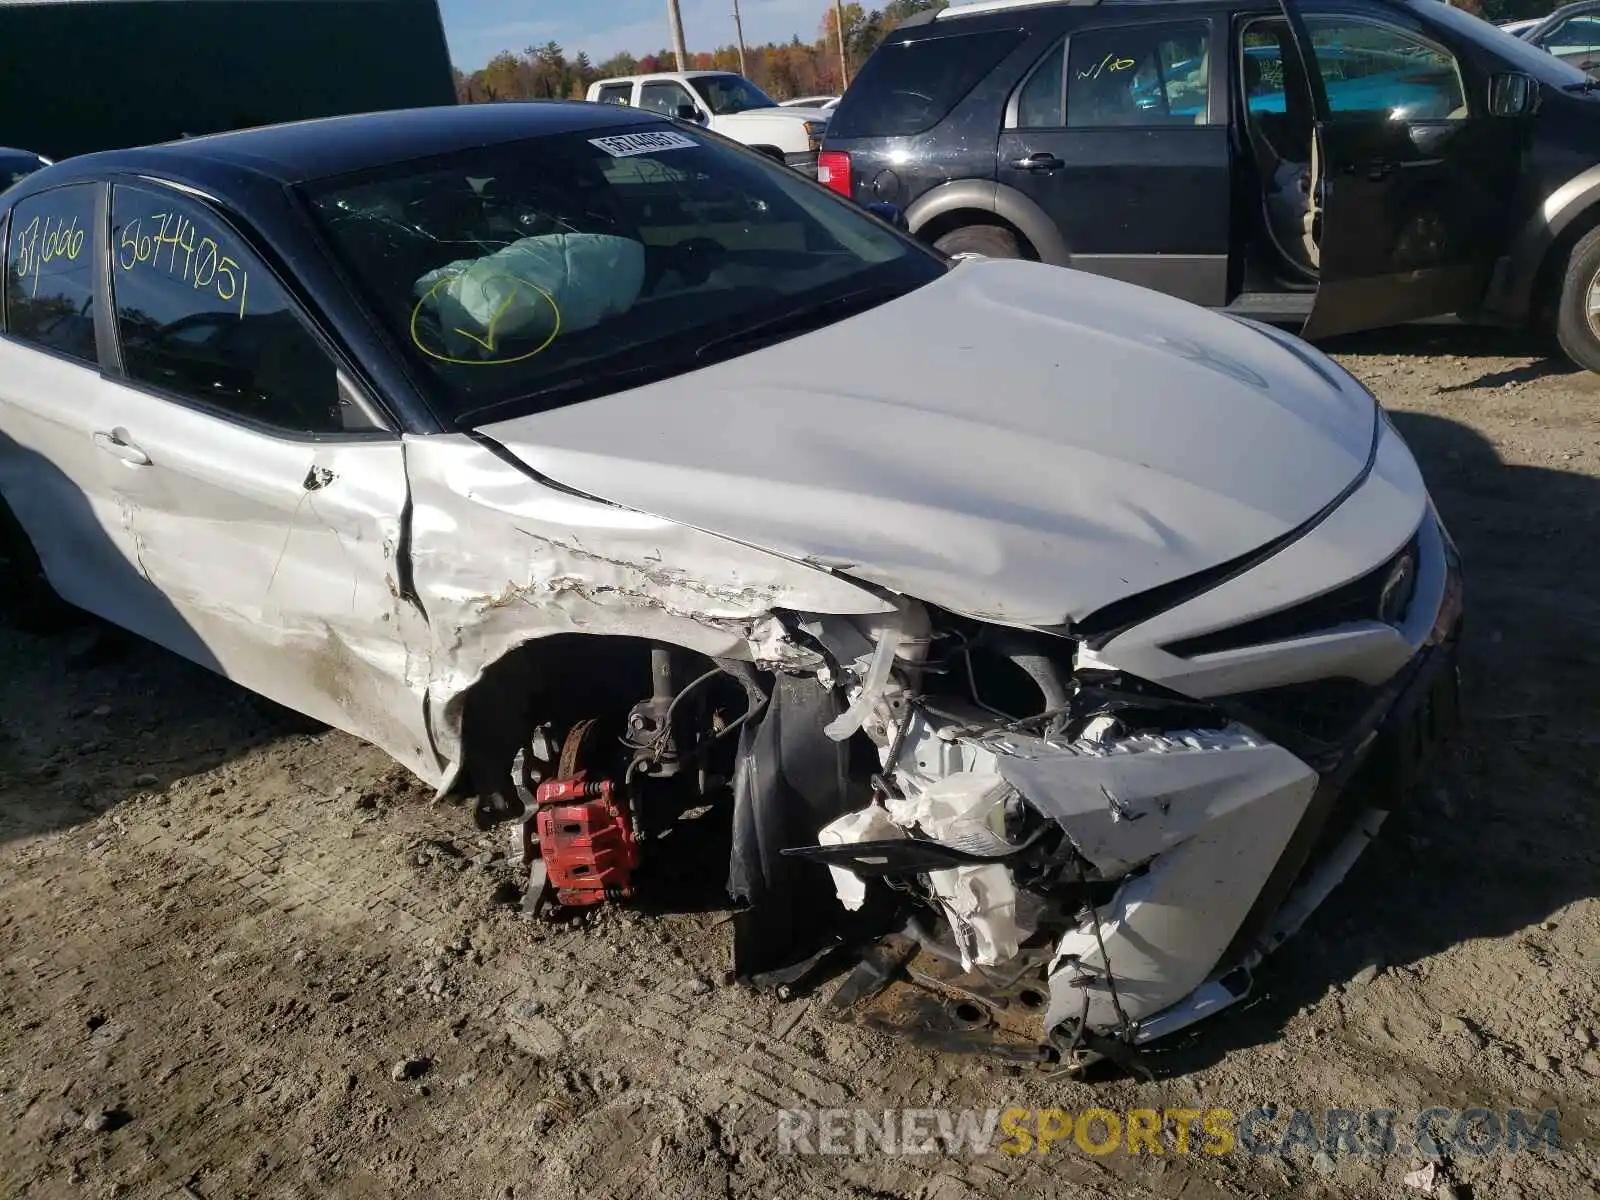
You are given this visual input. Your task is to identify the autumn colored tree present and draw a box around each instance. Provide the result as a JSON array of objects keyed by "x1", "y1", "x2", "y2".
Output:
[{"x1": 454, "y1": 1, "x2": 949, "y2": 104}]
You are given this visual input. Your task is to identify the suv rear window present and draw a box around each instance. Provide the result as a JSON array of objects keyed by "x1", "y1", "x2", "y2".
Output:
[{"x1": 828, "y1": 28, "x2": 1026, "y2": 138}]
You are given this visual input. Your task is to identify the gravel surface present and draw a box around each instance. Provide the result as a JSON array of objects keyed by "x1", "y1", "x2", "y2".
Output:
[{"x1": 1, "y1": 327, "x2": 1597, "y2": 1199}]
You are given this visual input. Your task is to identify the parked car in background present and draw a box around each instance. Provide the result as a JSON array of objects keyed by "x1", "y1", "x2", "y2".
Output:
[
  {"x1": 780, "y1": 94, "x2": 841, "y2": 109},
  {"x1": 1516, "y1": 0, "x2": 1600, "y2": 76},
  {"x1": 0, "y1": 101, "x2": 1461, "y2": 1065},
  {"x1": 820, "y1": 0, "x2": 1600, "y2": 371},
  {"x1": 586, "y1": 71, "x2": 830, "y2": 173},
  {"x1": 0, "y1": 148, "x2": 51, "y2": 191},
  {"x1": 1499, "y1": 17, "x2": 1543, "y2": 37}
]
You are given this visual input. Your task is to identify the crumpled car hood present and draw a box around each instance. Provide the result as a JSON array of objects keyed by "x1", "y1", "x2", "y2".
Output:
[{"x1": 476, "y1": 259, "x2": 1375, "y2": 627}]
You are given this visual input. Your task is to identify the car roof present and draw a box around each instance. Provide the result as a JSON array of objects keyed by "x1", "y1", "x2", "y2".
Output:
[
  {"x1": 596, "y1": 71, "x2": 732, "y2": 83},
  {"x1": 930, "y1": 0, "x2": 1401, "y2": 17},
  {"x1": 34, "y1": 102, "x2": 668, "y2": 188}
]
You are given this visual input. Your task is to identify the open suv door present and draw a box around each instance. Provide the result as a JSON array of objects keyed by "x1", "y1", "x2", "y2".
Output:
[{"x1": 1279, "y1": 0, "x2": 1523, "y2": 339}]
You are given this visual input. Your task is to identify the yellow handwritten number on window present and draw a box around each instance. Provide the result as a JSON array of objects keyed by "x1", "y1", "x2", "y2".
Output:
[
  {"x1": 13, "y1": 213, "x2": 85, "y2": 298},
  {"x1": 118, "y1": 213, "x2": 248, "y2": 319},
  {"x1": 1077, "y1": 53, "x2": 1138, "y2": 80}
]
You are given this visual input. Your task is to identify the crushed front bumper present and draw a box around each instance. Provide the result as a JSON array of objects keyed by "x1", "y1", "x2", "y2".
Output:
[{"x1": 807, "y1": 525, "x2": 1463, "y2": 1064}]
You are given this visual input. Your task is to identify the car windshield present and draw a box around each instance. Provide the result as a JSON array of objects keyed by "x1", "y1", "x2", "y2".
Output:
[
  {"x1": 303, "y1": 125, "x2": 941, "y2": 424},
  {"x1": 1415, "y1": 0, "x2": 1594, "y2": 86},
  {"x1": 691, "y1": 74, "x2": 779, "y2": 114}
]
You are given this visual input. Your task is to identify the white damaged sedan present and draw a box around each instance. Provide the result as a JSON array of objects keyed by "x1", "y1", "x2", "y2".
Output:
[{"x1": 0, "y1": 103, "x2": 1461, "y2": 1069}]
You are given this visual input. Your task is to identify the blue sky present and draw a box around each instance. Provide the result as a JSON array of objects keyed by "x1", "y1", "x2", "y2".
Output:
[{"x1": 441, "y1": 0, "x2": 829, "y2": 71}]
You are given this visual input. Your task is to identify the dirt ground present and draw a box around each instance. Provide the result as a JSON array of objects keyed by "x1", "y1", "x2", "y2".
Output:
[{"x1": 2, "y1": 326, "x2": 1598, "y2": 1200}]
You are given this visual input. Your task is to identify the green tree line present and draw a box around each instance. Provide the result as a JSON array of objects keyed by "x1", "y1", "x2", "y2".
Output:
[
  {"x1": 453, "y1": 0, "x2": 1567, "y2": 104},
  {"x1": 453, "y1": 1, "x2": 948, "y2": 103}
]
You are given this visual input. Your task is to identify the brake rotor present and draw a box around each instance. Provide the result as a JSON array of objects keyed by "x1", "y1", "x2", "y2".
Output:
[{"x1": 558, "y1": 717, "x2": 600, "y2": 778}]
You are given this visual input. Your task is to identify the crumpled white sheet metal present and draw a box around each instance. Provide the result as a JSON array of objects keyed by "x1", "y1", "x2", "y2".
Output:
[
  {"x1": 399, "y1": 433, "x2": 892, "y2": 791},
  {"x1": 820, "y1": 666, "x2": 1319, "y2": 1035},
  {"x1": 817, "y1": 805, "x2": 905, "y2": 912},
  {"x1": 892, "y1": 771, "x2": 1029, "y2": 968},
  {"x1": 818, "y1": 771, "x2": 1029, "y2": 969}
]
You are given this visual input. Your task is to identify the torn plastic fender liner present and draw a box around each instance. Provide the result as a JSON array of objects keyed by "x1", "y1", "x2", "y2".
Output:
[{"x1": 728, "y1": 675, "x2": 882, "y2": 977}]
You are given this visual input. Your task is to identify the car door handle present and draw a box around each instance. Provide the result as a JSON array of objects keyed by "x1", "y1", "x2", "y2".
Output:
[
  {"x1": 1364, "y1": 158, "x2": 1395, "y2": 181},
  {"x1": 1011, "y1": 152, "x2": 1064, "y2": 172},
  {"x1": 93, "y1": 429, "x2": 151, "y2": 466}
]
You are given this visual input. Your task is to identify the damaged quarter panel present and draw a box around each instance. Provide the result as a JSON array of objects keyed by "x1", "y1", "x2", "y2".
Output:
[
  {"x1": 475, "y1": 260, "x2": 1378, "y2": 627},
  {"x1": 402, "y1": 433, "x2": 895, "y2": 788}
]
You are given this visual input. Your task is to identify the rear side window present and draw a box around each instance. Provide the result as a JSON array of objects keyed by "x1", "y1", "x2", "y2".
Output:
[
  {"x1": 596, "y1": 83, "x2": 633, "y2": 105},
  {"x1": 828, "y1": 28, "x2": 1026, "y2": 138},
  {"x1": 1064, "y1": 22, "x2": 1211, "y2": 127},
  {"x1": 3, "y1": 184, "x2": 99, "y2": 366},
  {"x1": 640, "y1": 80, "x2": 696, "y2": 116}
]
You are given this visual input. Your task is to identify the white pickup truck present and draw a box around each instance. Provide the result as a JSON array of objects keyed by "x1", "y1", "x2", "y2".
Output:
[{"x1": 585, "y1": 71, "x2": 830, "y2": 176}]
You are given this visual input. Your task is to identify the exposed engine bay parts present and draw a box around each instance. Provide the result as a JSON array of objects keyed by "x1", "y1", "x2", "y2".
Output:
[{"x1": 468, "y1": 540, "x2": 1458, "y2": 1070}]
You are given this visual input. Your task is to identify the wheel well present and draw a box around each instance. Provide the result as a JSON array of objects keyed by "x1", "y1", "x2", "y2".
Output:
[
  {"x1": 445, "y1": 632, "x2": 762, "y2": 807},
  {"x1": 913, "y1": 209, "x2": 1039, "y2": 260},
  {"x1": 1534, "y1": 205, "x2": 1600, "y2": 323}
]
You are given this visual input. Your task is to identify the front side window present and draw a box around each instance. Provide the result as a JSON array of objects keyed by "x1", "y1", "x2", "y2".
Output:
[
  {"x1": 1065, "y1": 23, "x2": 1211, "y2": 127},
  {"x1": 3, "y1": 183, "x2": 99, "y2": 365},
  {"x1": 639, "y1": 81, "x2": 695, "y2": 116},
  {"x1": 304, "y1": 126, "x2": 942, "y2": 424},
  {"x1": 692, "y1": 73, "x2": 778, "y2": 115},
  {"x1": 1241, "y1": 31, "x2": 1289, "y2": 115},
  {"x1": 109, "y1": 184, "x2": 375, "y2": 434},
  {"x1": 1304, "y1": 17, "x2": 1467, "y2": 121}
]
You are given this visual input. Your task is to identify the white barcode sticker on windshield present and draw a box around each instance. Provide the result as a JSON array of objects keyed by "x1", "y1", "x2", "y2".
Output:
[{"x1": 589, "y1": 130, "x2": 699, "y2": 158}]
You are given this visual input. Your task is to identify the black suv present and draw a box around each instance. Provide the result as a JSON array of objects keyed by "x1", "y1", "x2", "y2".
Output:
[{"x1": 819, "y1": 0, "x2": 1600, "y2": 369}]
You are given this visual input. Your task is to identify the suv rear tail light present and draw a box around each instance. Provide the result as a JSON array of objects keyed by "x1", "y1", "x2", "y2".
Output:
[{"x1": 817, "y1": 150, "x2": 852, "y2": 197}]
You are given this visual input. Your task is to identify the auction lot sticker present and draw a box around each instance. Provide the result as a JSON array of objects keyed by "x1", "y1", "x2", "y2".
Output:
[{"x1": 590, "y1": 131, "x2": 698, "y2": 157}]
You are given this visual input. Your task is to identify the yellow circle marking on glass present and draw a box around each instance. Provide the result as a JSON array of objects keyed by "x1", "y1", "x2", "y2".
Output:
[{"x1": 409, "y1": 271, "x2": 562, "y2": 366}]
